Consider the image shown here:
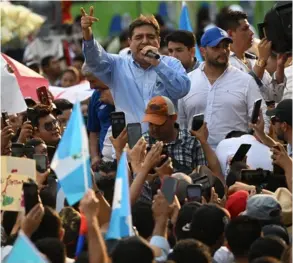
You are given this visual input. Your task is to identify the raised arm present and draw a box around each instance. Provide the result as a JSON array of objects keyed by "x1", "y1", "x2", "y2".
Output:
[{"x1": 81, "y1": 6, "x2": 116, "y2": 86}]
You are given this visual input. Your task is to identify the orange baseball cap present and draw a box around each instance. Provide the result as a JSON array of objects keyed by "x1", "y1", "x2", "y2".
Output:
[{"x1": 142, "y1": 96, "x2": 177, "y2": 125}]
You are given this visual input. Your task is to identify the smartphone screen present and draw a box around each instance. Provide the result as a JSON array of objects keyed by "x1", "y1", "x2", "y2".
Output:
[
  {"x1": 2, "y1": 112, "x2": 8, "y2": 127},
  {"x1": 23, "y1": 182, "x2": 39, "y2": 214},
  {"x1": 192, "y1": 114, "x2": 204, "y2": 131},
  {"x1": 11, "y1": 143, "x2": 25, "y2": 157},
  {"x1": 127, "y1": 123, "x2": 142, "y2": 149},
  {"x1": 111, "y1": 112, "x2": 126, "y2": 139},
  {"x1": 231, "y1": 144, "x2": 252, "y2": 164},
  {"x1": 186, "y1": 184, "x2": 202, "y2": 202},
  {"x1": 161, "y1": 177, "x2": 178, "y2": 204},
  {"x1": 251, "y1": 99, "x2": 262, "y2": 124},
  {"x1": 33, "y1": 154, "x2": 48, "y2": 173},
  {"x1": 36, "y1": 86, "x2": 50, "y2": 105}
]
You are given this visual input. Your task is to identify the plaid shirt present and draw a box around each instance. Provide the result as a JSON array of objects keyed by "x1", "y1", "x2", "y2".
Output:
[{"x1": 143, "y1": 128, "x2": 207, "y2": 174}]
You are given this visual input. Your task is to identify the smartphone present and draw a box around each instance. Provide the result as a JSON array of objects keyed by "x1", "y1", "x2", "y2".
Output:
[
  {"x1": 23, "y1": 182, "x2": 39, "y2": 214},
  {"x1": 11, "y1": 143, "x2": 25, "y2": 157},
  {"x1": 251, "y1": 99, "x2": 262, "y2": 124},
  {"x1": 47, "y1": 146, "x2": 56, "y2": 163},
  {"x1": 36, "y1": 86, "x2": 50, "y2": 105},
  {"x1": 2, "y1": 112, "x2": 8, "y2": 127},
  {"x1": 192, "y1": 113, "x2": 204, "y2": 131},
  {"x1": 24, "y1": 145, "x2": 35, "y2": 159},
  {"x1": 161, "y1": 177, "x2": 178, "y2": 204},
  {"x1": 127, "y1": 123, "x2": 142, "y2": 149},
  {"x1": 257, "y1": 23, "x2": 266, "y2": 39},
  {"x1": 231, "y1": 144, "x2": 252, "y2": 165},
  {"x1": 272, "y1": 146, "x2": 285, "y2": 175},
  {"x1": 241, "y1": 169, "x2": 270, "y2": 186},
  {"x1": 33, "y1": 154, "x2": 48, "y2": 173},
  {"x1": 111, "y1": 112, "x2": 126, "y2": 139},
  {"x1": 27, "y1": 108, "x2": 36, "y2": 127},
  {"x1": 186, "y1": 184, "x2": 202, "y2": 203}
]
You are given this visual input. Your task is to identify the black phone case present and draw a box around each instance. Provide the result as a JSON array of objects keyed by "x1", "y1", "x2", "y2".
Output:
[
  {"x1": 231, "y1": 144, "x2": 251, "y2": 164},
  {"x1": 111, "y1": 112, "x2": 126, "y2": 139}
]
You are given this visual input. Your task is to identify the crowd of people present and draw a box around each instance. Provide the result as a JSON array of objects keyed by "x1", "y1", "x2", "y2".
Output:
[{"x1": 1, "y1": 3, "x2": 292, "y2": 263}]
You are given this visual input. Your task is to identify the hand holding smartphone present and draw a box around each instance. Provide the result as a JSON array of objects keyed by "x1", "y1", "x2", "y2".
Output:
[{"x1": 272, "y1": 145, "x2": 285, "y2": 175}]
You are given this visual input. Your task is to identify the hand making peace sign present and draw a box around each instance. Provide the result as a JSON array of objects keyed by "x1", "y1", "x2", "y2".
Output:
[{"x1": 80, "y1": 6, "x2": 99, "y2": 31}]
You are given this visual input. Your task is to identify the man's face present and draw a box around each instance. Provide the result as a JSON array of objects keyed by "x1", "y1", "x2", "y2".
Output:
[
  {"x1": 149, "y1": 117, "x2": 173, "y2": 141},
  {"x1": 61, "y1": 71, "x2": 77, "y2": 88},
  {"x1": 57, "y1": 109, "x2": 72, "y2": 130},
  {"x1": 48, "y1": 58, "x2": 61, "y2": 77},
  {"x1": 128, "y1": 25, "x2": 160, "y2": 65},
  {"x1": 202, "y1": 40, "x2": 230, "y2": 68},
  {"x1": 273, "y1": 118, "x2": 288, "y2": 142},
  {"x1": 86, "y1": 75, "x2": 108, "y2": 90},
  {"x1": 35, "y1": 143, "x2": 48, "y2": 155},
  {"x1": 35, "y1": 114, "x2": 61, "y2": 145},
  {"x1": 8, "y1": 114, "x2": 22, "y2": 133},
  {"x1": 168, "y1": 41, "x2": 195, "y2": 70},
  {"x1": 231, "y1": 19, "x2": 254, "y2": 52}
]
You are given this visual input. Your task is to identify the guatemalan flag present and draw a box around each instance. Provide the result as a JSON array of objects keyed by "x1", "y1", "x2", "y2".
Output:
[
  {"x1": 51, "y1": 101, "x2": 92, "y2": 206},
  {"x1": 179, "y1": 1, "x2": 203, "y2": 62},
  {"x1": 3, "y1": 230, "x2": 48, "y2": 263},
  {"x1": 106, "y1": 151, "x2": 133, "y2": 240}
]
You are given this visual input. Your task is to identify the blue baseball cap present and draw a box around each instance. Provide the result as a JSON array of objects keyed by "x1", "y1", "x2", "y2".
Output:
[{"x1": 201, "y1": 27, "x2": 233, "y2": 47}]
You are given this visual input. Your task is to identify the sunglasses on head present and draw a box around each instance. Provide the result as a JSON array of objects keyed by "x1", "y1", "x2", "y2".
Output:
[{"x1": 43, "y1": 119, "x2": 59, "y2": 131}]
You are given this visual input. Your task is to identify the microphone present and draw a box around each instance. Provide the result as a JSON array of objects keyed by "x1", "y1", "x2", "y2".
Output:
[{"x1": 145, "y1": 50, "x2": 160, "y2": 59}]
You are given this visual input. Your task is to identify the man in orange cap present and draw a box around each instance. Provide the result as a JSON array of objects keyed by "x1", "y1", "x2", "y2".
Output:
[{"x1": 142, "y1": 96, "x2": 222, "y2": 176}]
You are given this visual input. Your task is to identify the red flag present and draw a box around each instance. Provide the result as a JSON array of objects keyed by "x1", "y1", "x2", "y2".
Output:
[{"x1": 2, "y1": 53, "x2": 49, "y2": 101}]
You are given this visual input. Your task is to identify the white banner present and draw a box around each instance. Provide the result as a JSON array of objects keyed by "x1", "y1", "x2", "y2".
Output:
[
  {"x1": 49, "y1": 81, "x2": 94, "y2": 103},
  {"x1": 1, "y1": 55, "x2": 27, "y2": 114}
]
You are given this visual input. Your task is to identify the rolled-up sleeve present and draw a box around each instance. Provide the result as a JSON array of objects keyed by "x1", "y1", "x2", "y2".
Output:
[
  {"x1": 150, "y1": 236, "x2": 170, "y2": 262},
  {"x1": 154, "y1": 58, "x2": 191, "y2": 100}
]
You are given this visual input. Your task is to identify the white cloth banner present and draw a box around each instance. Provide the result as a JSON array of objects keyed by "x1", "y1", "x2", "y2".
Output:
[
  {"x1": 1, "y1": 55, "x2": 27, "y2": 114},
  {"x1": 49, "y1": 81, "x2": 94, "y2": 103}
]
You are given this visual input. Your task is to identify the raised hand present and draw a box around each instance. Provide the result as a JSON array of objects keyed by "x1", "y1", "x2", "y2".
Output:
[{"x1": 80, "y1": 6, "x2": 99, "y2": 30}]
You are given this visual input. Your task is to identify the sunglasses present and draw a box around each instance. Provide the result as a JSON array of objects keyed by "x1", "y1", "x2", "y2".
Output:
[{"x1": 43, "y1": 119, "x2": 59, "y2": 131}]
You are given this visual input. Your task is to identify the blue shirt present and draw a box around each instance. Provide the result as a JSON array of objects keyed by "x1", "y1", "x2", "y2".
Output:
[
  {"x1": 83, "y1": 38, "x2": 190, "y2": 132},
  {"x1": 87, "y1": 90, "x2": 115, "y2": 152}
]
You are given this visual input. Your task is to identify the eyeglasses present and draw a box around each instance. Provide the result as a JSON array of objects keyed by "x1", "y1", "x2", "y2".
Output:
[{"x1": 43, "y1": 119, "x2": 59, "y2": 131}]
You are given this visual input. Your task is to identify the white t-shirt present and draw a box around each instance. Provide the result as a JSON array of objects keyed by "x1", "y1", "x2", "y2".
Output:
[
  {"x1": 215, "y1": 134, "x2": 273, "y2": 177},
  {"x1": 102, "y1": 126, "x2": 115, "y2": 162}
]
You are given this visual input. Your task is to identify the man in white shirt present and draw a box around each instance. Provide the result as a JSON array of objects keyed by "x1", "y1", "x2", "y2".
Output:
[
  {"x1": 179, "y1": 27, "x2": 266, "y2": 150},
  {"x1": 217, "y1": 10, "x2": 288, "y2": 102},
  {"x1": 215, "y1": 131, "x2": 273, "y2": 177}
]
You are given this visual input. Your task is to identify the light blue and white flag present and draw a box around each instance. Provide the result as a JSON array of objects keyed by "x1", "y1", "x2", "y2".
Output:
[
  {"x1": 179, "y1": 1, "x2": 203, "y2": 62},
  {"x1": 51, "y1": 101, "x2": 92, "y2": 206},
  {"x1": 106, "y1": 151, "x2": 133, "y2": 240},
  {"x1": 3, "y1": 230, "x2": 48, "y2": 263}
]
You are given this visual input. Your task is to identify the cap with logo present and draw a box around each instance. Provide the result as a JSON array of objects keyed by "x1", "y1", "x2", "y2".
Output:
[
  {"x1": 142, "y1": 96, "x2": 176, "y2": 125},
  {"x1": 201, "y1": 27, "x2": 233, "y2": 47},
  {"x1": 266, "y1": 99, "x2": 292, "y2": 126}
]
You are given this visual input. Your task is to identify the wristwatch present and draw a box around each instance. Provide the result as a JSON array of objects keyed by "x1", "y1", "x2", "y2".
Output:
[{"x1": 256, "y1": 59, "x2": 267, "y2": 68}]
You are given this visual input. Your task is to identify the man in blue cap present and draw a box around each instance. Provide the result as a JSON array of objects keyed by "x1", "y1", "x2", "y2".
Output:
[{"x1": 179, "y1": 27, "x2": 267, "y2": 150}]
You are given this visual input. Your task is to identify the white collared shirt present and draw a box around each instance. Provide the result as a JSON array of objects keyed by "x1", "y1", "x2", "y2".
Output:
[
  {"x1": 229, "y1": 52, "x2": 286, "y2": 102},
  {"x1": 179, "y1": 63, "x2": 266, "y2": 150},
  {"x1": 215, "y1": 134, "x2": 273, "y2": 177}
]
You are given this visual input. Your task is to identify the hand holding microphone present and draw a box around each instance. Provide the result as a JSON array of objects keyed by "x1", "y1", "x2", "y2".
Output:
[{"x1": 141, "y1": 46, "x2": 160, "y2": 66}]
